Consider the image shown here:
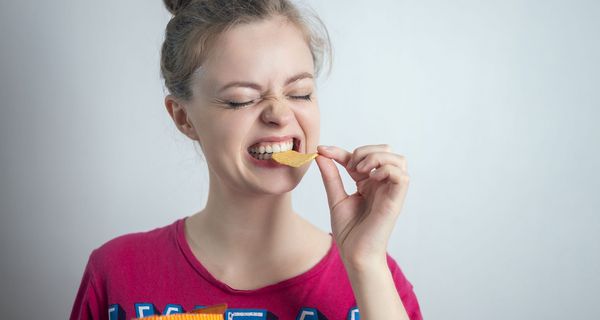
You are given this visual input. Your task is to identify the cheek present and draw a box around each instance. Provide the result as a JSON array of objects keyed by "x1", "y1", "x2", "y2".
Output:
[
  {"x1": 206, "y1": 127, "x2": 245, "y2": 153},
  {"x1": 296, "y1": 107, "x2": 320, "y2": 150},
  {"x1": 214, "y1": 117, "x2": 256, "y2": 155},
  {"x1": 309, "y1": 112, "x2": 320, "y2": 138},
  {"x1": 199, "y1": 128, "x2": 245, "y2": 176}
]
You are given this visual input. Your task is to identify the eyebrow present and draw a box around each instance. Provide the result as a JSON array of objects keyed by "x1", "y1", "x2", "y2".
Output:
[{"x1": 217, "y1": 72, "x2": 314, "y2": 94}]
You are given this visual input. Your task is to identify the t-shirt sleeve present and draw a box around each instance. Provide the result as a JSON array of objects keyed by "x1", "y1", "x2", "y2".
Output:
[
  {"x1": 70, "y1": 249, "x2": 107, "y2": 320},
  {"x1": 387, "y1": 253, "x2": 423, "y2": 320}
]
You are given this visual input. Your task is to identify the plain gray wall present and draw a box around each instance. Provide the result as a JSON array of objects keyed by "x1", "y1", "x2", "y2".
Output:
[{"x1": 1, "y1": 0, "x2": 599, "y2": 319}]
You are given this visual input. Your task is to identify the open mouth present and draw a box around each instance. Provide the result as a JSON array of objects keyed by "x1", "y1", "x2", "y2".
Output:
[{"x1": 247, "y1": 138, "x2": 300, "y2": 160}]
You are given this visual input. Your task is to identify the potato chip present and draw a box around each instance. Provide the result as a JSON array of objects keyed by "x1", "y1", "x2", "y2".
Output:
[{"x1": 272, "y1": 150, "x2": 318, "y2": 167}]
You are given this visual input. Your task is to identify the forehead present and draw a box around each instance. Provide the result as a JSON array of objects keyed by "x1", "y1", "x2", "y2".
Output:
[{"x1": 197, "y1": 16, "x2": 315, "y2": 89}]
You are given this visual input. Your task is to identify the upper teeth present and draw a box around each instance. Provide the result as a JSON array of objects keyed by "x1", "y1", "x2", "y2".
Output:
[{"x1": 249, "y1": 140, "x2": 294, "y2": 154}]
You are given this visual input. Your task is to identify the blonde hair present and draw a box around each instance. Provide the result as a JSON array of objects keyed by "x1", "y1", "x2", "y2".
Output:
[{"x1": 160, "y1": 0, "x2": 333, "y2": 101}]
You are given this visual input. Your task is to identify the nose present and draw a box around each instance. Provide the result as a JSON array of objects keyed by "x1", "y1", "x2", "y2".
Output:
[{"x1": 260, "y1": 96, "x2": 294, "y2": 127}]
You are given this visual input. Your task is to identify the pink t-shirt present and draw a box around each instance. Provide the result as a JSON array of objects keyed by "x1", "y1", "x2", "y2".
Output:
[{"x1": 70, "y1": 217, "x2": 422, "y2": 319}]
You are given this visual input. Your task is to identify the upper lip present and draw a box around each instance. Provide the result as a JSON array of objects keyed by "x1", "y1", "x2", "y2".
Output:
[{"x1": 248, "y1": 135, "x2": 300, "y2": 150}]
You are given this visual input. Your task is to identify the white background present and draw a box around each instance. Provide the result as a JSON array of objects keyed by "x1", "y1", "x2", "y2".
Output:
[{"x1": 0, "y1": 0, "x2": 598, "y2": 318}]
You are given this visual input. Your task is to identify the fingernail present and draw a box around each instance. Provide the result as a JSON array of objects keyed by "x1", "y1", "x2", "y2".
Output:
[{"x1": 319, "y1": 145, "x2": 332, "y2": 151}]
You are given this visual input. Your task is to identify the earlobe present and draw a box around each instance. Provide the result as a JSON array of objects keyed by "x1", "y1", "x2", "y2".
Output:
[
  {"x1": 165, "y1": 95, "x2": 200, "y2": 141},
  {"x1": 180, "y1": 116, "x2": 200, "y2": 142},
  {"x1": 184, "y1": 115, "x2": 200, "y2": 141}
]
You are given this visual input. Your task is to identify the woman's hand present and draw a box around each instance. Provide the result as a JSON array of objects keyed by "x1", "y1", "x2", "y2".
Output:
[{"x1": 315, "y1": 144, "x2": 410, "y2": 269}]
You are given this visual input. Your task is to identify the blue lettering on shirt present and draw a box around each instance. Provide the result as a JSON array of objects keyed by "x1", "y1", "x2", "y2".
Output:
[
  {"x1": 347, "y1": 306, "x2": 360, "y2": 320},
  {"x1": 108, "y1": 303, "x2": 358, "y2": 319},
  {"x1": 163, "y1": 304, "x2": 184, "y2": 315},
  {"x1": 134, "y1": 303, "x2": 156, "y2": 318},
  {"x1": 225, "y1": 308, "x2": 268, "y2": 319},
  {"x1": 108, "y1": 304, "x2": 123, "y2": 320},
  {"x1": 295, "y1": 307, "x2": 329, "y2": 319}
]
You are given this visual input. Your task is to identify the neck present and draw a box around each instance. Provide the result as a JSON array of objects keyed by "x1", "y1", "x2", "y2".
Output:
[{"x1": 187, "y1": 171, "x2": 302, "y2": 261}]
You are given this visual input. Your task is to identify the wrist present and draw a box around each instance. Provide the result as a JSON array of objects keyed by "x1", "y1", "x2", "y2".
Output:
[{"x1": 342, "y1": 254, "x2": 388, "y2": 274}]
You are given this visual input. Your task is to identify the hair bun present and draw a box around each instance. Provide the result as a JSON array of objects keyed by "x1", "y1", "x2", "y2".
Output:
[{"x1": 163, "y1": 0, "x2": 194, "y2": 15}]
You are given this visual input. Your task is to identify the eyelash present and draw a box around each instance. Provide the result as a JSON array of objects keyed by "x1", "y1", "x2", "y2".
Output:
[{"x1": 227, "y1": 94, "x2": 312, "y2": 109}]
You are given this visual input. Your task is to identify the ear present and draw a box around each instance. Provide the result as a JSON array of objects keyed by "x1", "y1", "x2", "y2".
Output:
[{"x1": 164, "y1": 95, "x2": 200, "y2": 142}]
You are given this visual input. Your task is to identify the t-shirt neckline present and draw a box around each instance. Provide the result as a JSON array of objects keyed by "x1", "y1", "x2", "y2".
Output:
[{"x1": 175, "y1": 216, "x2": 336, "y2": 295}]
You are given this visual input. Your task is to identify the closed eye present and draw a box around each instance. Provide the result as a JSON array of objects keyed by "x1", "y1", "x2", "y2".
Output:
[
  {"x1": 227, "y1": 100, "x2": 255, "y2": 109},
  {"x1": 289, "y1": 94, "x2": 312, "y2": 101},
  {"x1": 226, "y1": 93, "x2": 311, "y2": 109}
]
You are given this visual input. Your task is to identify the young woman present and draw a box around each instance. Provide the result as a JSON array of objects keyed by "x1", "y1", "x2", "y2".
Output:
[{"x1": 70, "y1": 1, "x2": 422, "y2": 319}]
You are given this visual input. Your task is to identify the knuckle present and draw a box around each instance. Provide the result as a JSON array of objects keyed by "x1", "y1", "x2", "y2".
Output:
[
  {"x1": 394, "y1": 154, "x2": 406, "y2": 164},
  {"x1": 350, "y1": 150, "x2": 361, "y2": 162},
  {"x1": 364, "y1": 153, "x2": 377, "y2": 163}
]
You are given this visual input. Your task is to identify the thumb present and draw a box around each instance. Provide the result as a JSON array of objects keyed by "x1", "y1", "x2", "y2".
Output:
[{"x1": 315, "y1": 155, "x2": 348, "y2": 210}]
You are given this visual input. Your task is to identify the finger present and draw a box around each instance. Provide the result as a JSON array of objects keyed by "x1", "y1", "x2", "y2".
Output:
[
  {"x1": 370, "y1": 164, "x2": 409, "y2": 184},
  {"x1": 318, "y1": 145, "x2": 370, "y2": 182},
  {"x1": 317, "y1": 145, "x2": 353, "y2": 167},
  {"x1": 355, "y1": 152, "x2": 407, "y2": 174},
  {"x1": 356, "y1": 178, "x2": 376, "y2": 196},
  {"x1": 315, "y1": 154, "x2": 349, "y2": 209},
  {"x1": 347, "y1": 144, "x2": 393, "y2": 171}
]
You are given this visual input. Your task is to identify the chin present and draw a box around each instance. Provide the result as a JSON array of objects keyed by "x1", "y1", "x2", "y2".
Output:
[
  {"x1": 257, "y1": 178, "x2": 299, "y2": 195},
  {"x1": 255, "y1": 170, "x2": 308, "y2": 195}
]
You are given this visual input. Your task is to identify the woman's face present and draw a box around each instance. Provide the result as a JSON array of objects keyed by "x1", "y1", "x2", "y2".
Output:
[{"x1": 182, "y1": 16, "x2": 320, "y2": 195}]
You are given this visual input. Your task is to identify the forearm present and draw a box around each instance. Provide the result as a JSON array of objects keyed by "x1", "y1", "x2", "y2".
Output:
[{"x1": 343, "y1": 258, "x2": 409, "y2": 320}]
